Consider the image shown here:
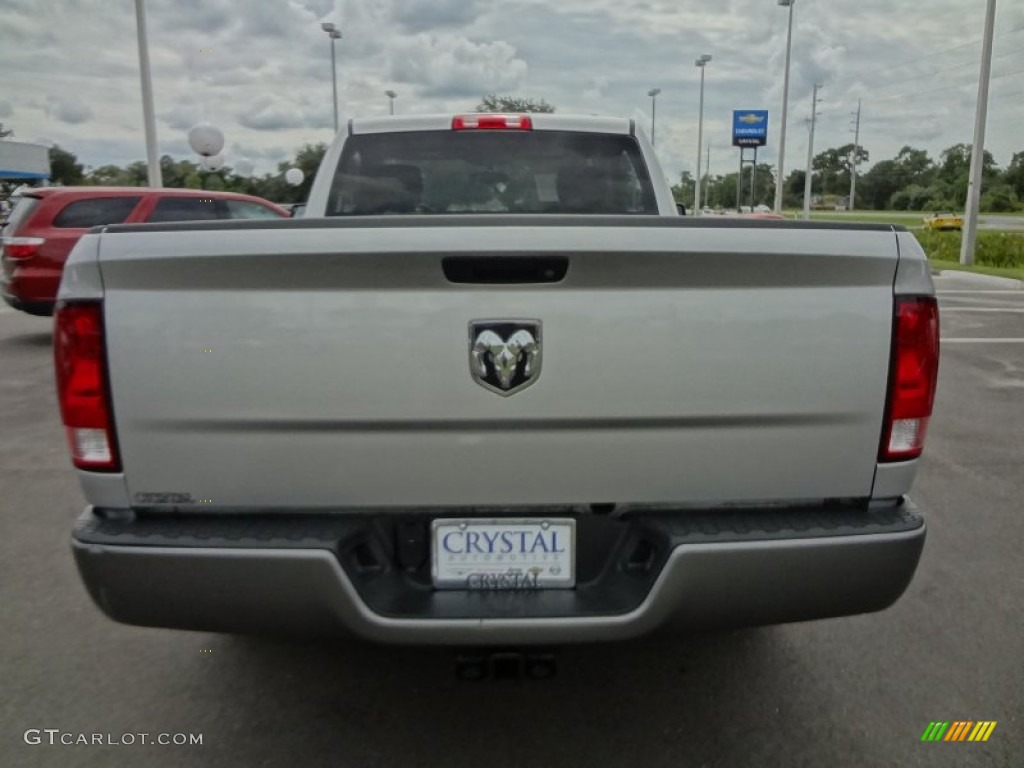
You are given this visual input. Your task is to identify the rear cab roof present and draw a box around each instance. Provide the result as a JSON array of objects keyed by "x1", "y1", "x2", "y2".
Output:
[{"x1": 307, "y1": 114, "x2": 648, "y2": 215}]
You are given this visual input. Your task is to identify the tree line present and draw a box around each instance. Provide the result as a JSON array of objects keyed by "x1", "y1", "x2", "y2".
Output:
[
  {"x1": 8, "y1": 108, "x2": 1021, "y2": 213},
  {"x1": 35, "y1": 143, "x2": 327, "y2": 205},
  {"x1": 674, "y1": 142, "x2": 1024, "y2": 212}
]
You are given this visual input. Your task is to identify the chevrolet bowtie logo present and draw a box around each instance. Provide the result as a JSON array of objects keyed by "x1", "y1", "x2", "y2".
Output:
[{"x1": 738, "y1": 113, "x2": 766, "y2": 124}]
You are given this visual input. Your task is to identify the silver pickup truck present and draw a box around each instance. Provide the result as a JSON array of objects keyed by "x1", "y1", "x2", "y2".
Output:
[{"x1": 59, "y1": 114, "x2": 939, "y2": 645}]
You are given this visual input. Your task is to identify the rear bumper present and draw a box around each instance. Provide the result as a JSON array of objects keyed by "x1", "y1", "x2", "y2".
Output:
[
  {"x1": 2, "y1": 290, "x2": 55, "y2": 316},
  {"x1": 71, "y1": 501, "x2": 926, "y2": 645},
  {"x1": 1, "y1": 264, "x2": 56, "y2": 316}
]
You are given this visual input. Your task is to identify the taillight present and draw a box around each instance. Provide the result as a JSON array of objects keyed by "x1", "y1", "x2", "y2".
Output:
[
  {"x1": 2, "y1": 236, "x2": 45, "y2": 259},
  {"x1": 54, "y1": 302, "x2": 120, "y2": 471},
  {"x1": 879, "y1": 296, "x2": 939, "y2": 462},
  {"x1": 452, "y1": 114, "x2": 533, "y2": 130}
]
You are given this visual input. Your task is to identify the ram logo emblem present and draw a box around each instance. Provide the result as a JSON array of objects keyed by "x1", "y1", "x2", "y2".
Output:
[{"x1": 469, "y1": 321, "x2": 542, "y2": 396}]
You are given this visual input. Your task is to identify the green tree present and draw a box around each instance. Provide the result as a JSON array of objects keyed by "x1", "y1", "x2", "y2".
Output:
[
  {"x1": 672, "y1": 171, "x2": 695, "y2": 208},
  {"x1": 894, "y1": 146, "x2": 934, "y2": 186},
  {"x1": 812, "y1": 144, "x2": 871, "y2": 197},
  {"x1": 159, "y1": 155, "x2": 202, "y2": 188},
  {"x1": 85, "y1": 164, "x2": 129, "y2": 186},
  {"x1": 859, "y1": 160, "x2": 904, "y2": 210},
  {"x1": 1004, "y1": 151, "x2": 1024, "y2": 200},
  {"x1": 201, "y1": 172, "x2": 225, "y2": 191},
  {"x1": 980, "y1": 185, "x2": 1019, "y2": 213},
  {"x1": 476, "y1": 95, "x2": 555, "y2": 113},
  {"x1": 294, "y1": 143, "x2": 327, "y2": 184},
  {"x1": 780, "y1": 169, "x2": 805, "y2": 208},
  {"x1": 49, "y1": 145, "x2": 85, "y2": 185},
  {"x1": 938, "y1": 143, "x2": 998, "y2": 204}
]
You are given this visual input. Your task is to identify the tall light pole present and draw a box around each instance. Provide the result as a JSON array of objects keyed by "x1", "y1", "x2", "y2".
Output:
[
  {"x1": 849, "y1": 100, "x2": 861, "y2": 210},
  {"x1": 385, "y1": 90, "x2": 397, "y2": 115},
  {"x1": 133, "y1": 0, "x2": 161, "y2": 187},
  {"x1": 694, "y1": 54, "x2": 712, "y2": 215},
  {"x1": 704, "y1": 143, "x2": 711, "y2": 205},
  {"x1": 961, "y1": 0, "x2": 998, "y2": 266},
  {"x1": 802, "y1": 83, "x2": 822, "y2": 221},
  {"x1": 773, "y1": 0, "x2": 795, "y2": 213},
  {"x1": 647, "y1": 88, "x2": 661, "y2": 146},
  {"x1": 321, "y1": 22, "x2": 342, "y2": 133}
]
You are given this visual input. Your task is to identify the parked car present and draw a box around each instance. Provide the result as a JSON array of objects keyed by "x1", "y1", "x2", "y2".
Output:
[
  {"x1": 1, "y1": 187, "x2": 288, "y2": 316},
  {"x1": 922, "y1": 212, "x2": 963, "y2": 231},
  {"x1": 284, "y1": 202, "x2": 308, "y2": 218},
  {"x1": 61, "y1": 114, "x2": 935, "y2": 647}
]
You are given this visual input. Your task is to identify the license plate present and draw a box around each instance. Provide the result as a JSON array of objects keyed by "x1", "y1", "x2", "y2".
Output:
[{"x1": 431, "y1": 518, "x2": 576, "y2": 590}]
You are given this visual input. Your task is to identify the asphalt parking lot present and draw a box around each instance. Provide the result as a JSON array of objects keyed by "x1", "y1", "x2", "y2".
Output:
[{"x1": 1, "y1": 270, "x2": 1021, "y2": 768}]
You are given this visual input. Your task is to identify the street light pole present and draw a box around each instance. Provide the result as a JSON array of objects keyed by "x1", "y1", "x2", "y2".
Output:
[
  {"x1": 773, "y1": 0, "x2": 795, "y2": 213},
  {"x1": 802, "y1": 83, "x2": 822, "y2": 221},
  {"x1": 704, "y1": 143, "x2": 711, "y2": 205},
  {"x1": 385, "y1": 90, "x2": 397, "y2": 115},
  {"x1": 694, "y1": 55, "x2": 712, "y2": 215},
  {"x1": 647, "y1": 88, "x2": 661, "y2": 146},
  {"x1": 321, "y1": 23, "x2": 342, "y2": 133},
  {"x1": 961, "y1": 0, "x2": 998, "y2": 266},
  {"x1": 133, "y1": 0, "x2": 162, "y2": 187}
]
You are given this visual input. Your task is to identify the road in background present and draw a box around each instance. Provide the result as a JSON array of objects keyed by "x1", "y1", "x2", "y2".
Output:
[
  {"x1": 806, "y1": 210, "x2": 1024, "y2": 231},
  {"x1": 1, "y1": 275, "x2": 1021, "y2": 767}
]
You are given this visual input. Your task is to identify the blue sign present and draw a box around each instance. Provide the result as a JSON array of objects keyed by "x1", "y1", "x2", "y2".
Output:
[{"x1": 732, "y1": 110, "x2": 769, "y2": 147}]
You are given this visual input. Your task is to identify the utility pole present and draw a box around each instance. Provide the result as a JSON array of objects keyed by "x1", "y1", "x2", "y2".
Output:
[
  {"x1": 802, "y1": 84, "x2": 822, "y2": 221},
  {"x1": 849, "y1": 100, "x2": 861, "y2": 211},
  {"x1": 961, "y1": 0, "x2": 998, "y2": 266}
]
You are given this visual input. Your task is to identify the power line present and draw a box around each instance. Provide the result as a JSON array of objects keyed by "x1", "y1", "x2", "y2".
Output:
[
  {"x1": 869, "y1": 80, "x2": 976, "y2": 104},
  {"x1": 855, "y1": 47, "x2": 1024, "y2": 93},
  {"x1": 858, "y1": 56, "x2": 1024, "y2": 106},
  {"x1": 830, "y1": 22, "x2": 1024, "y2": 88},
  {"x1": 991, "y1": 64, "x2": 1024, "y2": 81}
]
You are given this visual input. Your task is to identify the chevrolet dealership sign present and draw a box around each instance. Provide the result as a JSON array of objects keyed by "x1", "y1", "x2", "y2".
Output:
[{"x1": 732, "y1": 111, "x2": 769, "y2": 147}]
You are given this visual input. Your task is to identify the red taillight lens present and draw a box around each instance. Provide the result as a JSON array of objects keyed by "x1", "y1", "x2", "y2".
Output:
[
  {"x1": 54, "y1": 302, "x2": 120, "y2": 471},
  {"x1": 452, "y1": 114, "x2": 533, "y2": 130},
  {"x1": 879, "y1": 296, "x2": 939, "y2": 462},
  {"x1": 2, "y1": 236, "x2": 44, "y2": 260}
]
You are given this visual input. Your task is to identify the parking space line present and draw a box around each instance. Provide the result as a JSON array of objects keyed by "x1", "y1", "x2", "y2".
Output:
[
  {"x1": 940, "y1": 308, "x2": 1024, "y2": 313},
  {"x1": 937, "y1": 290, "x2": 1023, "y2": 294}
]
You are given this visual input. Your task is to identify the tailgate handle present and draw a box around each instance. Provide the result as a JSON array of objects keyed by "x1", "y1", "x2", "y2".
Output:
[{"x1": 442, "y1": 256, "x2": 568, "y2": 284}]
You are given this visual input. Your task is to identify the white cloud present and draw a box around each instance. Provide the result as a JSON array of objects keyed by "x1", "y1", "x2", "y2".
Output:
[
  {"x1": 0, "y1": 0, "x2": 1020, "y2": 182},
  {"x1": 389, "y1": 34, "x2": 527, "y2": 97},
  {"x1": 48, "y1": 98, "x2": 94, "y2": 125}
]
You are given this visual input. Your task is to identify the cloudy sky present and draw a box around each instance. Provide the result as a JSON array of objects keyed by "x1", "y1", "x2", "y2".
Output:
[{"x1": 1, "y1": 0, "x2": 1023, "y2": 181}]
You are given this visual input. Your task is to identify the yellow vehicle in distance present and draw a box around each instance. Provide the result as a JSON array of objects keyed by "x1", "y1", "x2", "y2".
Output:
[{"x1": 922, "y1": 212, "x2": 963, "y2": 231}]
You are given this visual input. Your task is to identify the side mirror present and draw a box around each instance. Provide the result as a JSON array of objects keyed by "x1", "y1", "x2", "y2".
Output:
[{"x1": 676, "y1": 203, "x2": 687, "y2": 216}]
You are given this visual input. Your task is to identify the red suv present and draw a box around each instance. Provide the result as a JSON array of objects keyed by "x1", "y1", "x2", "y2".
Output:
[{"x1": 1, "y1": 187, "x2": 289, "y2": 316}]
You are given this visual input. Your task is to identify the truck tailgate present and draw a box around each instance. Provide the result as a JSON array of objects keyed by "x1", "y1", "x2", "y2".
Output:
[{"x1": 95, "y1": 218, "x2": 900, "y2": 509}]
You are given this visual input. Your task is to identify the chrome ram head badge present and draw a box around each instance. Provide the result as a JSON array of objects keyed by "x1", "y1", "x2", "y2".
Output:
[{"x1": 469, "y1": 321, "x2": 542, "y2": 396}]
